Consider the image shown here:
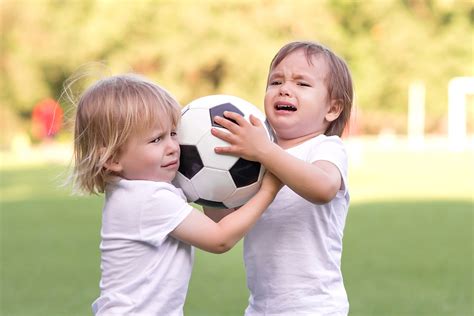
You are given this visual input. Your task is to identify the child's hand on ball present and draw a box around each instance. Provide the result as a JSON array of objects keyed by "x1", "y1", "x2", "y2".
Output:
[{"x1": 212, "y1": 112, "x2": 274, "y2": 162}]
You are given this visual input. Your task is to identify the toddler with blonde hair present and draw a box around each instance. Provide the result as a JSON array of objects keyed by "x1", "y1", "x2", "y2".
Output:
[{"x1": 71, "y1": 74, "x2": 281, "y2": 315}]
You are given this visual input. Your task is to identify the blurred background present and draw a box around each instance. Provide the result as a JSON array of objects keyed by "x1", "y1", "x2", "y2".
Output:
[{"x1": 1, "y1": 0, "x2": 472, "y2": 315}]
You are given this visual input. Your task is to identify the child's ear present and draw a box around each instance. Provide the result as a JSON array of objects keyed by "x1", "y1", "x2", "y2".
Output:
[
  {"x1": 104, "y1": 158, "x2": 122, "y2": 173},
  {"x1": 100, "y1": 148, "x2": 123, "y2": 172},
  {"x1": 325, "y1": 99, "x2": 343, "y2": 122}
]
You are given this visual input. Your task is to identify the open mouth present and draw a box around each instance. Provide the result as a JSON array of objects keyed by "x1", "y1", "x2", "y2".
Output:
[{"x1": 275, "y1": 104, "x2": 297, "y2": 112}]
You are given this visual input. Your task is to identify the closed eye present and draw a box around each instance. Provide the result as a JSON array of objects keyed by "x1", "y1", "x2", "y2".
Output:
[
  {"x1": 269, "y1": 80, "x2": 282, "y2": 85},
  {"x1": 298, "y1": 82, "x2": 311, "y2": 87}
]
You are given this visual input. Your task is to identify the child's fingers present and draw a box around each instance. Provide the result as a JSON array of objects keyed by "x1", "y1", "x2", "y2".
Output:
[
  {"x1": 249, "y1": 114, "x2": 262, "y2": 127},
  {"x1": 223, "y1": 111, "x2": 249, "y2": 127},
  {"x1": 214, "y1": 144, "x2": 237, "y2": 155},
  {"x1": 213, "y1": 115, "x2": 239, "y2": 133},
  {"x1": 211, "y1": 127, "x2": 233, "y2": 142}
]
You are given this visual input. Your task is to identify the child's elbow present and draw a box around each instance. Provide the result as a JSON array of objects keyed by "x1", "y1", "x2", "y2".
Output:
[
  {"x1": 317, "y1": 194, "x2": 334, "y2": 204},
  {"x1": 201, "y1": 227, "x2": 237, "y2": 253},
  {"x1": 311, "y1": 185, "x2": 339, "y2": 204},
  {"x1": 209, "y1": 242, "x2": 233, "y2": 254}
]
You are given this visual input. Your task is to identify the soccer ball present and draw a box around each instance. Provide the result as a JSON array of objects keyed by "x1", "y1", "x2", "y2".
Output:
[{"x1": 173, "y1": 95, "x2": 273, "y2": 209}]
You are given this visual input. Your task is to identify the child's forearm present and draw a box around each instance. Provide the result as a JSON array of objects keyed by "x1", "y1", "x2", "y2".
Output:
[
  {"x1": 212, "y1": 189, "x2": 275, "y2": 252},
  {"x1": 259, "y1": 144, "x2": 340, "y2": 204},
  {"x1": 171, "y1": 178, "x2": 278, "y2": 254}
]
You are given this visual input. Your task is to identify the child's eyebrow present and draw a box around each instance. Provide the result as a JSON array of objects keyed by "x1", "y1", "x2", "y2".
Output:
[
  {"x1": 269, "y1": 71, "x2": 312, "y2": 81},
  {"x1": 268, "y1": 73, "x2": 283, "y2": 82},
  {"x1": 147, "y1": 127, "x2": 165, "y2": 138},
  {"x1": 269, "y1": 70, "x2": 283, "y2": 77},
  {"x1": 292, "y1": 73, "x2": 313, "y2": 81}
]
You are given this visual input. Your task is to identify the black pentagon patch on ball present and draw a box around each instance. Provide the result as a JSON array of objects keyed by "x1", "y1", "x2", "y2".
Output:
[
  {"x1": 178, "y1": 145, "x2": 203, "y2": 179},
  {"x1": 195, "y1": 198, "x2": 227, "y2": 209},
  {"x1": 210, "y1": 103, "x2": 244, "y2": 129},
  {"x1": 230, "y1": 158, "x2": 261, "y2": 187}
]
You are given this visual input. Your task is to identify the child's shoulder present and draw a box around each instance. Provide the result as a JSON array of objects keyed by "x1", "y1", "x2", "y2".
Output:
[
  {"x1": 108, "y1": 179, "x2": 183, "y2": 197},
  {"x1": 287, "y1": 135, "x2": 346, "y2": 163},
  {"x1": 312, "y1": 134, "x2": 343, "y2": 144},
  {"x1": 310, "y1": 135, "x2": 346, "y2": 153},
  {"x1": 290, "y1": 134, "x2": 343, "y2": 152}
]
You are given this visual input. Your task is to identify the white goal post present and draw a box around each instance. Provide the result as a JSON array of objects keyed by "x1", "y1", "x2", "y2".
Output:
[{"x1": 448, "y1": 77, "x2": 474, "y2": 151}]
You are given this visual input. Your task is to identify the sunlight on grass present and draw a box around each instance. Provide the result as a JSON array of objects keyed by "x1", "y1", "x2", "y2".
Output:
[
  {"x1": 0, "y1": 163, "x2": 71, "y2": 202},
  {"x1": 1, "y1": 184, "x2": 35, "y2": 202},
  {"x1": 347, "y1": 137, "x2": 474, "y2": 203},
  {"x1": 2, "y1": 137, "x2": 473, "y2": 203}
]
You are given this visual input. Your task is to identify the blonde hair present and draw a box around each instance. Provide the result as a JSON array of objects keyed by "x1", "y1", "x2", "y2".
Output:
[
  {"x1": 267, "y1": 41, "x2": 353, "y2": 137},
  {"x1": 72, "y1": 74, "x2": 181, "y2": 194}
]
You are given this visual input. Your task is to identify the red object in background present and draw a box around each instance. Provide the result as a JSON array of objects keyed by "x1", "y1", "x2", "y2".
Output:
[{"x1": 31, "y1": 98, "x2": 63, "y2": 140}]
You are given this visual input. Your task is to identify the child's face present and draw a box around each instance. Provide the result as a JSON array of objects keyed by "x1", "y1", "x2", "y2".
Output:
[
  {"x1": 113, "y1": 122, "x2": 180, "y2": 183},
  {"x1": 264, "y1": 49, "x2": 334, "y2": 145}
]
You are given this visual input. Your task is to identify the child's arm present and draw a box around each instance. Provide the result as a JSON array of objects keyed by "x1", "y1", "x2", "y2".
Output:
[
  {"x1": 211, "y1": 112, "x2": 341, "y2": 204},
  {"x1": 170, "y1": 171, "x2": 280, "y2": 254}
]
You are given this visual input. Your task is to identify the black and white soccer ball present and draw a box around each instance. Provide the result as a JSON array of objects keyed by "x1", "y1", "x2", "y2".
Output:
[{"x1": 173, "y1": 95, "x2": 273, "y2": 209}]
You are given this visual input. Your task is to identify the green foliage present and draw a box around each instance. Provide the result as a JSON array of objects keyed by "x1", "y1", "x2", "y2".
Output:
[{"x1": 1, "y1": 0, "x2": 472, "y2": 134}]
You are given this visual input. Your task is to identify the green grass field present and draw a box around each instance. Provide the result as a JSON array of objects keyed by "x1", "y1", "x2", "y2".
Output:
[{"x1": 1, "y1": 140, "x2": 473, "y2": 315}]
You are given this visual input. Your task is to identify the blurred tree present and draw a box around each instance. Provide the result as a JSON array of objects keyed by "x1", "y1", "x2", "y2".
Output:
[{"x1": 0, "y1": 0, "x2": 472, "y2": 137}]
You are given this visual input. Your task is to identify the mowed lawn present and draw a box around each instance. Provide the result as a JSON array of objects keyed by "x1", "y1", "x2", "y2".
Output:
[{"x1": 1, "y1": 139, "x2": 473, "y2": 315}]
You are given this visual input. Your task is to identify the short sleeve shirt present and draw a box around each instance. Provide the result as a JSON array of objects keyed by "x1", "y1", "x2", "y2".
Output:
[
  {"x1": 92, "y1": 179, "x2": 194, "y2": 316},
  {"x1": 244, "y1": 135, "x2": 350, "y2": 316}
]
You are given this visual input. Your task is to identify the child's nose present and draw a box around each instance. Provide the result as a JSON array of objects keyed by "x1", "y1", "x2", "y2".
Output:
[
  {"x1": 167, "y1": 139, "x2": 180, "y2": 154},
  {"x1": 279, "y1": 82, "x2": 292, "y2": 96}
]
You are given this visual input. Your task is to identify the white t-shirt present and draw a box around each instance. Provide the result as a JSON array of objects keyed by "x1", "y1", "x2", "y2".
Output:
[
  {"x1": 92, "y1": 179, "x2": 194, "y2": 316},
  {"x1": 244, "y1": 135, "x2": 350, "y2": 316}
]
